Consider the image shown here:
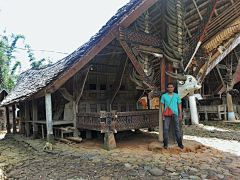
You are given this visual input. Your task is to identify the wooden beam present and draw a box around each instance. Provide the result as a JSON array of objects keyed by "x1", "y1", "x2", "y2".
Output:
[
  {"x1": 232, "y1": 49, "x2": 240, "y2": 83},
  {"x1": 76, "y1": 66, "x2": 92, "y2": 106},
  {"x1": 217, "y1": 64, "x2": 237, "y2": 71},
  {"x1": 192, "y1": 0, "x2": 203, "y2": 21},
  {"x1": 59, "y1": 88, "x2": 73, "y2": 102},
  {"x1": 138, "y1": 45, "x2": 162, "y2": 54},
  {"x1": 73, "y1": 66, "x2": 91, "y2": 136},
  {"x1": 45, "y1": 92, "x2": 54, "y2": 144},
  {"x1": 5, "y1": 106, "x2": 10, "y2": 134},
  {"x1": 25, "y1": 101, "x2": 30, "y2": 137},
  {"x1": 12, "y1": 104, "x2": 16, "y2": 134},
  {"x1": 109, "y1": 57, "x2": 128, "y2": 105},
  {"x1": 199, "y1": 35, "x2": 240, "y2": 77},
  {"x1": 32, "y1": 98, "x2": 38, "y2": 139},
  {"x1": 119, "y1": 40, "x2": 158, "y2": 89},
  {"x1": 184, "y1": 21, "x2": 192, "y2": 38},
  {"x1": 19, "y1": 103, "x2": 24, "y2": 134},
  {"x1": 216, "y1": 48, "x2": 240, "y2": 94},
  {"x1": 216, "y1": 65, "x2": 226, "y2": 89}
]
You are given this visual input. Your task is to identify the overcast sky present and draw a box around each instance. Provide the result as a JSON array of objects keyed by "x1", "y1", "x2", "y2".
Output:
[{"x1": 0, "y1": 0, "x2": 129, "y2": 71}]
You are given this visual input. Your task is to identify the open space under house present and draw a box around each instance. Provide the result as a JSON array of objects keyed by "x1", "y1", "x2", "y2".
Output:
[{"x1": 0, "y1": 0, "x2": 240, "y2": 150}]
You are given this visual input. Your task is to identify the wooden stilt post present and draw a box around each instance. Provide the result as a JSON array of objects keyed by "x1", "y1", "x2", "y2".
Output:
[
  {"x1": 12, "y1": 104, "x2": 17, "y2": 134},
  {"x1": 5, "y1": 106, "x2": 11, "y2": 134},
  {"x1": 25, "y1": 101, "x2": 30, "y2": 137},
  {"x1": 204, "y1": 106, "x2": 208, "y2": 122},
  {"x1": 226, "y1": 85, "x2": 235, "y2": 120},
  {"x1": 86, "y1": 130, "x2": 92, "y2": 140},
  {"x1": 72, "y1": 101, "x2": 79, "y2": 137},
  {"x1": 2, "y1": 107, "x2": 7, "y2": 130},
  {"x1": 19, "y1": 103, "x2": 24, "y2": 134},
  {"x1": 45, "y1": 92, "x2": 54, "y2": 144},
  {"x1": 158, "y1": 102, "x2": 163, "y2": 142},
  {"x1": 32, "y1": 98, "x2": 39, "y2": 139}
]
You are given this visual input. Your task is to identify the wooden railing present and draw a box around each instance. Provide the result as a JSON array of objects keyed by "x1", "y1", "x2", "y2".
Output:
[{"x1": 77, "y1": 110, "x2": 159, "y2": 132}]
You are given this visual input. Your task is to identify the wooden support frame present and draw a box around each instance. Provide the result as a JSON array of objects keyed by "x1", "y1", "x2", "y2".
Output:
[
  {"x1": 5, "y1": 106, "x2": 10, "y2": 134},
  {"x1": 32, "y1": 98, "x2": 38, "y2": 139},
  {"x1": 200, "y1": 35, "x2": 240, "y2": 77},
  {"x1": 25, "y1": 101, "x2": 30, "y2": 137},
  {"x1": 73, "y1": 66, "x2": 91, "y2": 136},
  {"x1": 109, "y1": 57, "x2": 128, "y2": 105},
  {"x1": 119, "y1": 40, "x2": 158, "y2": 89},
  {"x1": 192, "y1": 0, "x2": 203, "y2": 21},
  {"x1": 12, "y1": 104, "x2": 16, "y2": 134},
  {"x1": 59, "y1": 88, "x2": 73, "y2": 102},
  {"x1": 216, "y1": 65, "x2": 226, "y2": 89},
  {"x1": 184, "y1": 21, "x2": 192, "y2": 38},
  {"x1": 19, "y1": 103, "x2": 24, "y2": 134},
  {"x1": 45, "y1": 92, "x2": 54, "y2": 144},
  {"x1": 232, "y1": 49, "x2": 240, "y2": 83},
  {"x1": 217, "y1": 48, "x2": 240, "y2": 94},
  {"x1": 75, "y1": 66, "x2": 92, "y2": 106}
]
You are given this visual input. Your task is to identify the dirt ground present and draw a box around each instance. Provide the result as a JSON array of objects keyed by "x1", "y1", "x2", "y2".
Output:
[{"x1": 0, "y1": 123, "x2": 240, "y2": 180}]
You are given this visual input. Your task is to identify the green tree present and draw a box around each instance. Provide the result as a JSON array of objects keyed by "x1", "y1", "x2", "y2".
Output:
[
  {"x1": 0, "y1": 31, "x2": 53, "y2": 91},
  {"x1": 0, "y1": 32, "x2": 25, "y2": 91},
  {"x1": 25, "y1": 44, "x2": 53, "y2": 69},
  {"x1": 30, "y1": 57, "x2": 53, "y2": 69}
]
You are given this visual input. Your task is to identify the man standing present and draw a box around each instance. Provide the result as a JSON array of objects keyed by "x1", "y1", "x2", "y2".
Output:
[{"x1": 161, "y1": 83, "x2": 184, "y2": 149}]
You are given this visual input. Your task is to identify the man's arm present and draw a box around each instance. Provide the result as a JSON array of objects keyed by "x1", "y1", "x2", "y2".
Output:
[
  {"x1": 178, "y1": 103, "x2": 182, "y2": 120},
  {"x1": 161, "y1": 103, "x2": 165, "y2": 120}
]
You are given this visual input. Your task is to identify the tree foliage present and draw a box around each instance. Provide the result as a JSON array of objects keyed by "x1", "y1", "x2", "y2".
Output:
[
  {"x1": 0, "y1": 32, "x2": 25, "y2": 91},
  {"x1": 30, "y1": 57, "x2": 53, "y2": 69},
  {"x1": 0, "y1": 31, "x2": 53, "y2": 92}
]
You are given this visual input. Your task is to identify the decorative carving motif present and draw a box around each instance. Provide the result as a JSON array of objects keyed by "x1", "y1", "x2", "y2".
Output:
[
  {"x1": 119, "y1": 11, "x2": 161, "y2": 90},
  {"x1": 77, "y1": 110, "x2": 159, "y2": 131},
  {"x1": 163, "y1": 0, "x2": 187, "y2": 70},
  {"x1": 119, "y1": 27, "x2": 162, "y2": 47},
  {"x1": 119, "y1": 40, "x2": 158, "y2": 89}
]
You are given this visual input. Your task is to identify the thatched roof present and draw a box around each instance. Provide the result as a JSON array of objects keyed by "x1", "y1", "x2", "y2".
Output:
[{"x1": 0, "y1": 0, "x2": 140, "y2": 106}]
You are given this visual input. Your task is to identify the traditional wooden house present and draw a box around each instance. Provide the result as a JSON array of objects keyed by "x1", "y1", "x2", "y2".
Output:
[{"x1": 1, "y1": 0, "x2": 240, "y2": 150}]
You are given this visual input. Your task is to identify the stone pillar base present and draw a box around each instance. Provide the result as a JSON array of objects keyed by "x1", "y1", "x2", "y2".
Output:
[
  {"x1": 47, "y1": 134, "x2": 55, "y2": 144},
  {"x1": 228, "y1": 112, "x2": 235, "y2": 120},
  {"x1": 104, "y1": 132, "x2": 116, "y2": 151}
]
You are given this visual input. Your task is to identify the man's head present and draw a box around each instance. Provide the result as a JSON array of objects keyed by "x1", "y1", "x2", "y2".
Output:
[{"x1": 167, "y1": 83, "x2": 174, "y2": 93}]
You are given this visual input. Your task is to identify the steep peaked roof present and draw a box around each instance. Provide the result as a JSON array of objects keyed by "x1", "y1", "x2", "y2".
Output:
[{"x1": 0, "y1": 0, "x2": 145, "y2": 106}]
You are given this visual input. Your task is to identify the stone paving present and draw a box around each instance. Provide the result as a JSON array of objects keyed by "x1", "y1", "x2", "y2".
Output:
[{"x1": 0, "y1": 124, "x2": 240, "y2": 180}]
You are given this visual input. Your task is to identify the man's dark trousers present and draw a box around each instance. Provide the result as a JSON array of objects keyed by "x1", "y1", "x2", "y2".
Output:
[{"x1": 163, "y1": 114, "x2": 182, "y2": 146}]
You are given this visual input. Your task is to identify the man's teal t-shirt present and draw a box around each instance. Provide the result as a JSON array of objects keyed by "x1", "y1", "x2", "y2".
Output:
[{"x1": 160, "y1": 93, "x2": 181, "y2": 116}]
